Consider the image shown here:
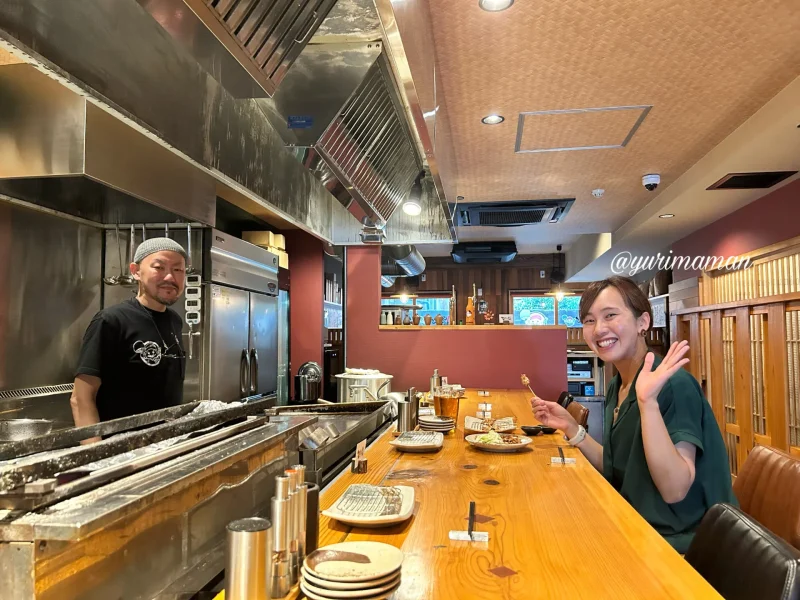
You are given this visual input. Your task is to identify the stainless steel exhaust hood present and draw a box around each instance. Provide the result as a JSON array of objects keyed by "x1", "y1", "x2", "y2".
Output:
[
  {"x1": 0, "y1": 63, "x2": 216, "y2": 226},
  {"x1": 138, "y1": 0, "x2": 340, "y2": 98},
  {"x1": 260, "y1": 48, "x2": 423, "y2": 229}
]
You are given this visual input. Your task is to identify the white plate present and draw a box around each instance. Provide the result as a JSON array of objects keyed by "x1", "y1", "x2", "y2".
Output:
[
  {"x1": 464, "y1": 416, "x2": 516, "y2": 434},
  {"x1": 464, "y1": 433, "x2": 532, "y2": 453},
  {"x1": 389, "y1": 432, "x2": 443, "y2": 452},
  {"x1": 302, "y1": 566, "x2": 401, "y2": 590},
  {"x1": 300, "y1": 580, "x2": 401, "y2": 600},
  {"x1": 304, "y1": 541, "x2": 404, "y2": 582},
  {"x1": 321, "y1": 485, "x2": 415, "y2": 527},
  {"x1": 418, "y1": 416, "x2": 454, "y2": 425},
  {"x1": 301, "y1": 573, "x2": 400, "y2": 598}
]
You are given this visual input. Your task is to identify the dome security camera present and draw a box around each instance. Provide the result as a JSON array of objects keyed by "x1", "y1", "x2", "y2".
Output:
[{"x1": 643, "y1": 174, "x2": 661, "y2": 191}]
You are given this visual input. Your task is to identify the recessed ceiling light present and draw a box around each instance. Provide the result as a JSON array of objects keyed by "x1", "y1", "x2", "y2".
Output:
[
  {"x1": 482, "y1": 114, "x2": 504, "y2": 125},
  {"x1": 402, "y1": 201, "x2": 422, "y2": 216},
  {"x1": 659, "y1": 213, "x2": 675, "y2": 219},
  {"x1": 479, "y1": 0, "x2": 514, "y2": 11}
]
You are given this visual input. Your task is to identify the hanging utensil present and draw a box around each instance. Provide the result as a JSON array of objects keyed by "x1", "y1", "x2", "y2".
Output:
[
  {"x1": 141, "y1": 224, "x2": 147, "y2": 243},
  {"x1": 165, "y1": 223, "x2": 169, "y2": 238},
  {"x1": 186, "y1": 222, "x2": 198, "y2": 275},
  {"x1": 118, "y1": 225, "x2": 136, "y2": 286},
  {"x1": 102, "y1": 225, "x2": 119, "y2": 286}
]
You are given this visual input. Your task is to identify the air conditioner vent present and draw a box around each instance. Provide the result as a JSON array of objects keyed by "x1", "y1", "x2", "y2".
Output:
[
  {"x1": 479, "y1": 208, "x2": 548, "y2": 226},
  {"x1": 707, "y1": 171, "x2": 797, "y2": 190},
  {"x1": 452, "y1": 199, "x2": 574, "y2": 227}
]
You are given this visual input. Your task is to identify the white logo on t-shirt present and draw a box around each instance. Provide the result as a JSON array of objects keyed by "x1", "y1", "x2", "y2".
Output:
[{"x1": 133, "y1": 340, "x2": 162, "y2": 366}]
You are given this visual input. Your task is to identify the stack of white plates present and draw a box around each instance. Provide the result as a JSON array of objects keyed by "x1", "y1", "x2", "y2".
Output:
[
  {"x1": 301, "y1": 541, "x2": 403, "y2": 600},
  {"x1": 418, "y1": 415, "x2": 455, "y2": 433}
]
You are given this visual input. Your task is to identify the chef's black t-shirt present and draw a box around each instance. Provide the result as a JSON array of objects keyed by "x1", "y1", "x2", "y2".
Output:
[{"x1": 75, "y1": 298, "x2": 186, "y2": 421}]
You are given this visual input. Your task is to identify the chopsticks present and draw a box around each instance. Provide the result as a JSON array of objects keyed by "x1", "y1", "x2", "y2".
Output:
[
  {"x1": 468, "y1": 501, "x2": 476, "y2": 537},
  {"x1": 558, "y1": 446, "x2": 565, "y2": 467}
]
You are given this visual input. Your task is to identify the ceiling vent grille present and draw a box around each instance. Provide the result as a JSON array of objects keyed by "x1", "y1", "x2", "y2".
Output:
[
  {"x1": 453, "y1": 199, "x2": 574, "y2": 227},
  {"x1": 707, "y1": 171, "x2": 797, "y2": 190},
  {"x1": 479, "y1": 208, "x2": 548, "y2": 226}
]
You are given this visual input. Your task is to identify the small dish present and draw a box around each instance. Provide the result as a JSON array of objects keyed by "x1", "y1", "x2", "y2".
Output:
[
  {"x1": 304, "y1": 541, "x2": 404, "y2": 582},
  {"x1": 521, "y1": 425, "x2": 558, "y2": 436},
  {"x1": 321, "y1": 485, "x2": 415, "y2": 527}
]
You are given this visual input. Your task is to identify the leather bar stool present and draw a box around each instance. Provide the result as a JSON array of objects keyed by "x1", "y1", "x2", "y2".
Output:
[
  {"x1": 566, "y1": 400, "x2": 589, "y2": 429},
  {"x1": 733, "y1": 445, "x2": 800, "y2": 550},
  {"x1": 556, "y1": 392, "x2": 574, "y2": 408},
  {"x1": 685, "y1": 503, "x2": 800, "y2": 600}
]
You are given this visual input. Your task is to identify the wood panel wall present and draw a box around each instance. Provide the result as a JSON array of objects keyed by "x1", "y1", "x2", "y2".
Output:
[
  {"x1": 384, "y1": 255, "x2": 582, "y2": 324},
  {"x1": 671, "y1": 237, "x2": 800, "y2": 475}
]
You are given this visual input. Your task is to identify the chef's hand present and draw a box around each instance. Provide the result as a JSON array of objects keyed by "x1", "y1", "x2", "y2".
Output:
[{"x1": 530, "y1": 396, "x2": 580, "y2": 438}]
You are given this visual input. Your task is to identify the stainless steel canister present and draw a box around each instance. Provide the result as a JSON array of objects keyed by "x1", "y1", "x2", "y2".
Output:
[
  {"x1": 407, "y1": 387, "x2": 418, "y2": 429},
  {"x1": 305, "y1": 484, "x2": 320, "y2": 555},
  {"x1": 397, "y1": 401, "x2": 413, "y2": 433},
  {"x1": 292, "y1": 465, "x2": 308, "y2": 570},
  {"x1": 271, "y1": 476, "x2": 291, "y2": 598},
  {"x1": 225, "y1": 517, "x2": 272, "y2": 600},
  {"x1": 284, "y1": 468, "x2": 300, "y2": 585}
]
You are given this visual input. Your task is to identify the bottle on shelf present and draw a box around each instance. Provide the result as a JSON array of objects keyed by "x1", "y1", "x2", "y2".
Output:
[
  {"x1": 466, "y1": 283, "x2": 476, "y2": 325},
  {"x1": 449, "y1": 285, "x2": 456, "y2": 326}
]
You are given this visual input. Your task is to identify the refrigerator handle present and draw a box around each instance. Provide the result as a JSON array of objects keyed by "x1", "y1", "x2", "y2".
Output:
[
  {"x1": 250, "y1": 348, "x2": 259, "y2": 395},
  {"x1": 240, "y1": 349, "x2": 250, "y2": 398}
]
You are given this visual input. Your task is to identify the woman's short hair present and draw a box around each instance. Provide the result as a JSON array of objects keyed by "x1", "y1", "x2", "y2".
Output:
[{"x1": 579, "y1": 276, "x2": 653, "y2": 330}]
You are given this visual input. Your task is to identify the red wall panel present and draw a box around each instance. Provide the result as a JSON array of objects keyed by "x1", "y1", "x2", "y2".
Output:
[
  {"x1": 284, "y1": 230, "x2": 323, "y2": 393},
  {"x1": 672, "y1": 179, "x2": 800, "y2": 281},
  {"x1": 345, "y1": 247, "x2": 568, "y2": 400}
]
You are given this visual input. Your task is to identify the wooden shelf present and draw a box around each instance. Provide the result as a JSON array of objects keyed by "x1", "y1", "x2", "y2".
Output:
[{"x1": 379, "y1": 325, "x2": 567, "y2": 331}]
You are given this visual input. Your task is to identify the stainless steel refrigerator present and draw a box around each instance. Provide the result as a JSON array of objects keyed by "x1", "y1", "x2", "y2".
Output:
[{"x1": 199, "y1": 230, "x2": 279, "y2": 402}]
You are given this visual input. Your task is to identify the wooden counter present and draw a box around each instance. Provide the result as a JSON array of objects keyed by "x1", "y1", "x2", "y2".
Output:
[{"x1": 290, "y1": 389, "x2": 721, "y2": 599}]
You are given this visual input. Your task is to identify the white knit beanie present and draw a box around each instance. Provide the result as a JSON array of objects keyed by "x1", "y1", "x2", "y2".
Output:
[{"x1": 134, "y1": 237, "x2": 188, "y2": 264}]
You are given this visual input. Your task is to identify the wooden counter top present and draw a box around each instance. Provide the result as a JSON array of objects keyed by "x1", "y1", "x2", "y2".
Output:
[{"x1": 289, "y1": 390, "x2": 721, "y2": 599}]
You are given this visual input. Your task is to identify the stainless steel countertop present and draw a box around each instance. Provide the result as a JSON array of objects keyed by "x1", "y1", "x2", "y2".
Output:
[{"x1": 0, "y1": 415, "x2": 316, "y2": 542}]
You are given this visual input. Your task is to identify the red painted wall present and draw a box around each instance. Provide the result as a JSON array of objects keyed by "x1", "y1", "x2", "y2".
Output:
[
  {"x1": 284, "y1": 230, "x2": 323, "y2": 394},
  {"x1": 345, "y1": 247, "x2": 568, "y2": 399},
  {"x1": 672, "y1": 179, "x2": 800, "y2": 281}
]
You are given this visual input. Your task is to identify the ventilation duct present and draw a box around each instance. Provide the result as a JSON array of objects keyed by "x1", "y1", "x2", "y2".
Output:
[
  {"x1": 380, "y1": 275, "x2": 396, "y2": 288},
  {"x1": 383, "y1": 245, "x2": 426, "y2": 277},
  {"x1": 261, "y1": 50, "x2": 422, "y2": 228}
]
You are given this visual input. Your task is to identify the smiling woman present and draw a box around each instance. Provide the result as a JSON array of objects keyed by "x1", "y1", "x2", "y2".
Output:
[{"x1": 532, "y1": 276, "x2": 737, "y2": 553}]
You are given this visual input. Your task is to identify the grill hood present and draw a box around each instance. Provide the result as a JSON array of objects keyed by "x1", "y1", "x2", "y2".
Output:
[
  {"x1": 0, "y1": 63, "x2": 216, "y2": 225},
  {"x1": 259, "y1": 47, "x2": 423, "y2": 229}
]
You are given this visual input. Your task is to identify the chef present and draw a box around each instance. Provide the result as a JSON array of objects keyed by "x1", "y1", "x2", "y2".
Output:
[{"x1": 70, "y1": 237, "x2": 188, "y2": 431}]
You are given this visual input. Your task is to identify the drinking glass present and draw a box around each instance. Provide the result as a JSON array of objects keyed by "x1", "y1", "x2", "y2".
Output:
[{"x1": 434, "y1": 386, "x2": 460, "y2": 421}]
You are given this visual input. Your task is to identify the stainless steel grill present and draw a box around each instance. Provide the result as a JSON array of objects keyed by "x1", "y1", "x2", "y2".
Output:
[
  {"x1": 0, "y1": 383, "x2": 74, "y2": 401},
  {"x1": 333, "y1": 484, "x2": 403, "y2": 517},
  {"x1": 318, "y1": 56, "x2": 421, "y2": 225}
]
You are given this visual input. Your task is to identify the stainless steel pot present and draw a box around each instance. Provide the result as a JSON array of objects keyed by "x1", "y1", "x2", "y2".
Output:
[
  {"x1": 335, "y1": 372, "x2": 392, "y2": 403},
  {"x1": 0, "y1": 419, "x2": 53, "y2": 441}
]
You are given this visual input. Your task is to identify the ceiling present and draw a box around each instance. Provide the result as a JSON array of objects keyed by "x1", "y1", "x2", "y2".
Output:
[{"x1": 416, "y1": 0, "x2": 800, "y2": 257}]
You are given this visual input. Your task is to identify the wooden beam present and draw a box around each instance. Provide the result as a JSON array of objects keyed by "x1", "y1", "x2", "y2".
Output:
[
  {"x1": 672, "y1": 291, "x2": 800, "y2": 316},
  {"x1": 726, "y1": 423, "x2": 741, "y2": 436},
  {"x1": 764, "y1": 303, "x2": 790, "y2": 451},
  {"x1": 734, "y1": 307, "x2": 754, "y2": 466},
  {"x1": 688, "y1": 314, "x2": 702, "y2": 382},
  {"x1": 709, "y1": 312, "x2": 726, "y2": 433},
  {"x1": 753, "y1": 433, "x2": 772, "y2": 447}
]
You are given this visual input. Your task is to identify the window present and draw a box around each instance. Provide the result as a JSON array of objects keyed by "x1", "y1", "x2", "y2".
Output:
[
  {"x1": 511, "y1": 293, "x2": 582, "y2": 326},
  {"x1": 382, "y1": 295, "x2": 451, "y2": 325}
]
